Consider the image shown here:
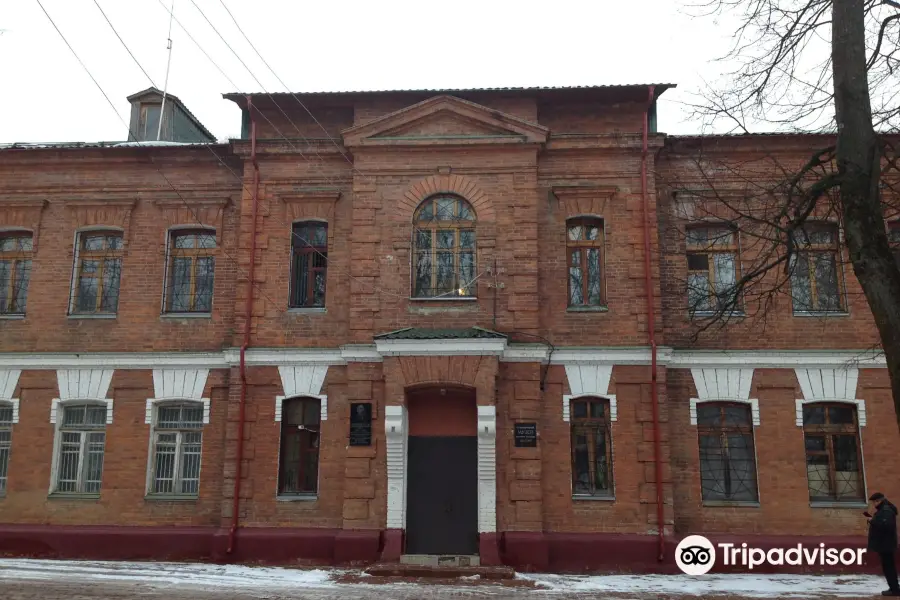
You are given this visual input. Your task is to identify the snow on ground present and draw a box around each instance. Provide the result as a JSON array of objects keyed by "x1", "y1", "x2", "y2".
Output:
[
  {"x1": 521, "y1": 572, "x2": 885, "y2": 597},
  {"x1": 0, "y1": 559, "x2": 889, "y2": 597},
  {"x1": 0, "y1": 559, "x2": 339, "y2": 589}
]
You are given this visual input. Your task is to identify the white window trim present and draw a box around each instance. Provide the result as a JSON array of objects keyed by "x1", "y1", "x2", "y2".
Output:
[
  {"x1": 690, "y1": 397, "x2": 760, "y2": 426},
  {"x1": 562, "y1": 394, "x2": 617, "y2": 422},
  {"x1": 48, "y1": 399, "x2": 111, "y2": 495},
  {"x1": 795, "y1": 398, "x2": 866, "y2": 427},
  {"x1": 274, "y1": 394, "x2": 327, "y2": 422},
  {"x1": 144, "y1": 398, "x2": 208, "y2": 497}
]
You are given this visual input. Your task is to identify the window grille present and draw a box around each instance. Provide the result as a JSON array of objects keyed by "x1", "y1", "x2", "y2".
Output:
[
  {"x1": 412, "y1": 195, "x2": 477, "y2": 298},
  {"x1": 289, "y1": 222, "x2": 327, "y2": 308},
  {"x1": 0, "y1": 233, "x2": 32, "y2": 316},
  {"x1": 165, "y1": 229, "x2": 216, "y2": 313},
  {"x1": 566, "y1": 218, "x2": 605, "y2": 307},
  {"x1": 70, "y1": 232, "x2": 123, "y2": 315},
  {"x1": 802, "y1": 403, "x2": 864, "y2": 502},
  {"x1": 149, "y1": 401, "x2": 204, "y2": 496},
  {"x1": 54, "y1": 404, "x2": 107, "y2": 495},
  {"x1": 696, "y1": 403, "x2": 759, "y2": 502},
  {"x1": 0, "y1": 403, "x2": 13, "y2": 495}
]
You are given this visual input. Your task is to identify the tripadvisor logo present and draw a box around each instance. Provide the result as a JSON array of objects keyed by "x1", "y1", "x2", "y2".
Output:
[{"x1": 675, "y1": 535, "x2": 866, "y2": 575}]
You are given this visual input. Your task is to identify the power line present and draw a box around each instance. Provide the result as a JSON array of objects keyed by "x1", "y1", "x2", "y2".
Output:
[
  {"x1": 37, "y1": 0, "x2": 280, "y2": 311},
  {"x1": 92, "y1": 0, "x2": 157, "y2": 88}
]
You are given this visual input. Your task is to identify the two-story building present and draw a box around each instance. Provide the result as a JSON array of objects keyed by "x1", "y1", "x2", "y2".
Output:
[{"x1": 0, "y1": 83, "x2": 897, "y2": 573}]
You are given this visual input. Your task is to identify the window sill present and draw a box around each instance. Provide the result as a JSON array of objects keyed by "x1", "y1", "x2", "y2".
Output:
[
  {"x1": 703, "y1": 500, "x2": 760, "y2": 508},
  {"x1": 160, "y1": 313, "x2": 212, "y2": 319},
  {"x1": 792, "y1": 311, "x2": 850, "y2": 318},
  {"x1": 67, "y1": 313, "x2": 116, "y2": 320},
  {"x1": 276, "y1": 494, "x2": 318, "y2": 502},
  {"x1": 408, "y1": 296, "x2": 477, "y2": 302},
  {"x1": 48, "y1": 493, "x2": 101, "y2": 500},
  {"x1": 810, "y1": 501, "x2": 867, "y2": 509},
  {"x1": 692, "y1": 311, "x2": 746, "y2": 319},
  {"x1": 567, "y1": 306, "x2": 609, "y2": 313},
  {"x1": 572, "y1": 495, "x2": 615, "y2": 502},
  {"x1": 287, "y1": 307, "x2": 326, "y2": 314},
  {"x1": 144, "y1": 494, "x2": 199, "y2": 502},
  {"x1": 0, "y1": 314, "x2": 25, "y2": 320}
]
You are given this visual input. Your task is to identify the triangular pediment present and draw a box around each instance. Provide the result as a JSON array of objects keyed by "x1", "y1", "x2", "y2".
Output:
[{"x1": 342, "y1": 95, "x2": 549, "y2": 148}]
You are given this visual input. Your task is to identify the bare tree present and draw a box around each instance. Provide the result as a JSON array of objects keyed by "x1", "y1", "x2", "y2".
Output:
[{"x1": 663, "y1": 0, "x2": 900, "y2": 428}]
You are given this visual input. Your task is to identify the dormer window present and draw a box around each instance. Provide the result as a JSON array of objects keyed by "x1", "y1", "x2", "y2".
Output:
[{"x1": 140, "y1": 104, "x2": 162, "y2": 140}]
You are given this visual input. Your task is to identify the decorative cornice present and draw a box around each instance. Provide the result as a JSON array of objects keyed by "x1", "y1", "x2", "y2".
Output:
[
  {"x1": 375, "y1": 338, "x2": 507, "y2": 357},
  {"x1": 0, "y1": 352, "x2": 228, "y2": 370},
  {"x1": 550, "y1": 185, "x2": 619, "y2": 200},
  {"x1": 151, "y1": 196, "x2": 232, "y2": 209},
  {"x1": 277, "y1": 189, "x2": 342, "y2": 204}
]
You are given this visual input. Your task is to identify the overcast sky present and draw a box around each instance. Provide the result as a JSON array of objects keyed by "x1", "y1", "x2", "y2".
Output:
[{"x1": 0, "y1": 0, "x2": 741, "y2": 144}]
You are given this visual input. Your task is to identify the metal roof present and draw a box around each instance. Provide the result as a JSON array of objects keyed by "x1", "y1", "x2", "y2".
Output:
[
  {"x1": 0, "y1": 141, "x2": 225, "y2": 152},
  {"x1": 223, "y1": 83, "x2": 676, "y2": 101},
  {"x1": 374, "y1": 326, "x2": 507, "y2": 340}
]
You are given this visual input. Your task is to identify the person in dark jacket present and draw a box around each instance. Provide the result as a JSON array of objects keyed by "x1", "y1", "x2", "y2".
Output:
[{"x1": 868, "y1": 492, "x2": 900, "y2": 596}]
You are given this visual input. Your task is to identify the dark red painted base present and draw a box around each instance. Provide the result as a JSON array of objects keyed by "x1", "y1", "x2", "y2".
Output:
[
  {"x1": 502, "y1": 532, "x2": 893, "y2": 574},
  {"x1": 0, "y1": 524, "x2": 381, "y2": 566},
  {"x1": 478, "y1": 532, "x2": 501, "y2": 566},
  {"x1": 380, "y1": 528, "x2": 403, "y2": 561}
]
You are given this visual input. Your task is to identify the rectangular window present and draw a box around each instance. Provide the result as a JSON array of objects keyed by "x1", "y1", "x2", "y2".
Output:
[
  {"x1": 141, "y1": 103, "x2": 162, "y2": 140},
  {"x1": 802, "y1": 403, "x2": 864, "y2": 502},
  {"x1": 790, "y1": 223, "x2": 844, "y2": 313},
  {"x1": 70, "y1": 232, "x2": 123, "y2": 315},
  {"x1": 696, "y1": 403, "x2": 758, "y2": 502},
  {"x1": 0, "y1": 233, "x2": 33, "y2": 316},
  {"x1": 165, "y1": 230, "x2": 216, "y2": 313},
  {"x1": 289, "y1": 222, "x2": 327, "y2": 308},
  {"x1": 278, "y1": 398, "x2": 321, "y2": 495},
  {"x1": 0, "y1": 403, "x2": 13, "y2": 495},
  {"x1": 570, "y1": 398, "x2": 613, "y2": 497},
  {"x1": 889, "y1": 221, "x2": 900, "y2": 265},
  {"x1": 686, "y1": 225, "x2": 740, "y2": 315},
  {"x1": 54, "y1": 404, "x2": 107, "y2": 495},
  {"x1": 567, "y1": 218, "x2": 605, "y2": 307},
  {"x1": 149, "y1": 402, "x2": 204, "y2": 496}
]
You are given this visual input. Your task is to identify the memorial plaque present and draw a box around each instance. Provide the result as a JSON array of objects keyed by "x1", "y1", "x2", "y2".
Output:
[
  {"x1": 514, "y1": 422, "x2": 537, "y2": 447},
  {"x1": 349, "y1": 402, "x2": 372, "y2": 446}
]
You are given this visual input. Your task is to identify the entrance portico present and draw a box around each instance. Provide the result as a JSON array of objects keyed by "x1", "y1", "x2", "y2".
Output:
[{"x1": 376, "y1": 328, "x2": 503, "y2": 565}]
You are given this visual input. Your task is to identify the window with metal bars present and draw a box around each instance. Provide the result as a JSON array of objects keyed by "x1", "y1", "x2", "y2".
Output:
[
  {"x1": 696, "y1": 403, "x2": 759, "y2": 502},
  {"x1": 888, "y1": 221, "x2": 900, "y2": 265},
  {"x1": 412, "y1": 195, "x2": 477, "y2": 299},
  {"x1": 164, "y1": 229, "x2": 216, "y2": 314},
  {"x1": 149, "y1": 402, "x2": 204, "y2": 497},
  {"x1": 789, "y1": 223, "x2": 845, "y2": 313},
  {"x1": 802, "y1": 403, "x2": 865, "y2": 503},
  {"x1": 53, "y1": 404, "x2": 107, "y2": 495},
  {"x1": 278, "y1": 398, "x2": 320, "y2": 496},
  {"x1": 0, "y1": 403, "x2": 13, "y2": 496},
  {"x1": 289, "y1": 222, "x2": 327, "y2": 308},
  {"x1": 0, "y1": 232, "x2": 32, "y2": 316},
  {"x1": 566, "y1": 218, "x2": 605, "y2": 307},
  {"x1": 69, "y1": 231, "x2": 123, "y2": 315},
  {"x1": 686, "y1": 225, "x2": 741, "y2": 316},
  {"x1": 570, "y1": 398, "x2": 614, "y2": 497}
]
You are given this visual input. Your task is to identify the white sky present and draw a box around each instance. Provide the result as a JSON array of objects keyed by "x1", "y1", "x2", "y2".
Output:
[{"x1": 0, "y1": 0, "x2": 741, "y2": 143}]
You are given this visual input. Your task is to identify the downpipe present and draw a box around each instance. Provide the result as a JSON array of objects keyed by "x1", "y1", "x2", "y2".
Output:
[
  {"x1": 640, "y1": 84, "x2": 666, "y2": 562},
  {"x1": 227, "y1": 95, "x2": 260, "y2": 555}
]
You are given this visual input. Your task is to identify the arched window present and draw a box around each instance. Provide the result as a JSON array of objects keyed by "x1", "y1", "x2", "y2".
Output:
[
  {"x1": 148, "y1": 401, "x2": 205, "y2": 497},
  {"x1": 566, "y1": 218, "x2": 605, "y2": 307},
  {"x1": 412, "y1": 195, "x2": 476, "y2": 299},
  {"x1": 289, "y1": 221, "x2": 328, "y2": 308},
  {"x1": 69, "y1": 230, "x2": 124, "y2": 315},
  {"x1": 802, "y1": 402, "x2": 864, "y2": 502},
  {"x1": 278, "y1": 397, "x2": 321, "y2": 496},
  {"x1": 0, "y1": 401, "x2": 14, "y2": 495},
  {"x1": 696, "y1": 402, "x2": 758, "y2": 502},
  {"x1": 570, "y1": 397, "x2": 613, "y2": 497},
  {"x1": 52, "y1": 402, "x2": 108, "y2": 495},
  {"x1": 165, "y1": 229, "x2": 216, "y2": 314},
  {"x1": 0, "y1": 231, "x2": 33, "y2": 316}
]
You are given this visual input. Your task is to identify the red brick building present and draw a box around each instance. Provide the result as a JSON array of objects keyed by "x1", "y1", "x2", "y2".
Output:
[{"x1": 0, "y1": 84, "x2": 897, "y2": 573}]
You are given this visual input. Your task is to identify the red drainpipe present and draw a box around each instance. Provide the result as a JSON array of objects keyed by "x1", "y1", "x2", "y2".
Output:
[
  {"x1": 227, "y1": 95, "x2": 260, "y2": 555},
  {"x1": 640, "y1": 84, "x2": 665, "y2": 562}
]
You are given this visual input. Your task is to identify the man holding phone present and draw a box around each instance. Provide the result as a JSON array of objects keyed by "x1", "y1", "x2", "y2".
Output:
[{"x1": 868, "y1": 492, "x2": 900, "y2": 596}]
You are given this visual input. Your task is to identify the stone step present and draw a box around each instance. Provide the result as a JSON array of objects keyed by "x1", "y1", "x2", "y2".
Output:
[{"x1": 364, "y1": 562, "x2": 517, "y2": 581}]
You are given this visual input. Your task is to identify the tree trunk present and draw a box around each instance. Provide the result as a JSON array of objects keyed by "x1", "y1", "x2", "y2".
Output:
[{"x1": 833, "y1": 0, "x2": 900, "y2": 430}]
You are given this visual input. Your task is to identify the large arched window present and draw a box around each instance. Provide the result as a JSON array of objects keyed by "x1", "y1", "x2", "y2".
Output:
[
  {"x1": 412, "y1": 195, "x2": 476, "y2": 299},
  {"x1": 278, "y1": 397, "x2": 321, "y2": 496}
]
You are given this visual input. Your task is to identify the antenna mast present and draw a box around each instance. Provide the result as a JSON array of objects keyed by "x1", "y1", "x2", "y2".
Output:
[{"x1": 157, "y1": 0, "x2": 176, "y2": 141}]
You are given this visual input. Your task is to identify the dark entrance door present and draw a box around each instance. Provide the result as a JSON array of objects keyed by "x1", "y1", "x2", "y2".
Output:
[{"x1": 406, "y1": 436, "x2": 478, "y2": 555}]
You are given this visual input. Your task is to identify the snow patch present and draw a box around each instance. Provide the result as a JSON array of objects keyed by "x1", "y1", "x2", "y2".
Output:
[
  {"x1": 0, "y1": 559, "x2": 338, "y2": 589},
  {"x1": 112, "y1": 141, "x2": 201, "y2": 147},
  {"x1": 518, "y1": 573, "x2": 884, "y2": 597}
]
